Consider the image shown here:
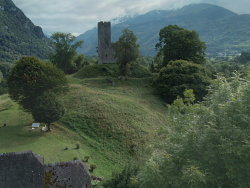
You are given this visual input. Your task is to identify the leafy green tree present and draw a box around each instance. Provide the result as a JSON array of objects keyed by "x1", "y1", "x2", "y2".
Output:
[
  {"x1": 234, "y1": 51, "x2": 250, "y2": 64},
  {"x1": 32, "y1": 91, "x2": 65, "y2": 131},
  {"x1": 0, "y1": 62, "x2": 11, "y2": 78},
  {"x1": 140, "y1": 73, "x2": 250, "y2": 187},
  {"x1": 0, "y1": 70, "x2": 3, "y2": 83},
  {"x1": 150, "y1": 51, "x2": 164, "y2": 73},
  {"x1": 49, "y1": 32, "x2": 84, "y2": 73},
  {"x1": 115, "y1": 28, "x2": 140, "y2": 76},
  {"x1": 155, "y1": 25, "x2": 206, "y2": 67},
  {"x1": 74, "y1": 54, "x2": 85, "y2": 69},
  {"x1": 7, "y1": 56, "x2": 69, "y2": 113},
  {"x1": 152, "y1": 60, "x2": 211, "y2": 103}
]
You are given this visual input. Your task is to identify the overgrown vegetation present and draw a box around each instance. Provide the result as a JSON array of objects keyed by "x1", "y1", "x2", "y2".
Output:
[{"x1": 140, "y1": 73, "x2": 250, "y2": 187}]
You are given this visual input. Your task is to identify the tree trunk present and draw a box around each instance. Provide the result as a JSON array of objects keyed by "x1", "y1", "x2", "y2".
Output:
[{"x1": 48, "y1": 122, "x2": 51, "y2": 131}]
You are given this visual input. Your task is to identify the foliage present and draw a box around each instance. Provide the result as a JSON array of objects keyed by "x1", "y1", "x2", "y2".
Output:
[
  {"x1": 102, "y1": 163, "x2": 141, "y2": 188},
  {"x1": 133, "y1": 56, "x2": 150, "y2": 68},
  {"x1": 0, "y1": 0, "x2": 52, "y2": 62},
  {"x1": 205, "y1": 53, "x2": 250, "y2": 79},
  {"x1": 140, "y1": 73, "x2": 250, "y2": 187},
  {"x1": 84, "y1": 156, "x2": 90, "y2": 162},
  {"x1": 90, "y1": 164, "x2": 97, "y2": 172},
  {"x1": 76, "y1": 143, "x2": 80, "y2": 149},
  {"x1": 149, "y1": 52, "x2": 164, "y2": 73},
  {"x1": 234, "y1": 52, "x2": 250, "y2": 64},
  {"x1": 155, "y1": 25, "x2": 206, "y2": 68},
  {"x1": 7, "y1": 56, "x2": 69, "y2": 113},
  {"x1": 74, "y1": 54, "x2": 85, "y2": 69},
  {"x1": 73, "y1": 157, "x2": 79, "y2": 160},
  {"x1": 115, "y1": 28, "x2": 140, "y2": 75},
  {"x1": 152, "y1": 60, "x2": 211, "y2": 103},
  {"x1": 0, "y1": 79, "x2": 8, "y2": 95},
  {"x1": 0, "y1": 62, "x2": 11, "y2": 78},
  {"x1": 73, "y1": 63, "x2": 151, "y2": 79},
  {"x1": 32, "y1": 91, "x2": 65, "y2": 131},
  {"x1": 49, "y1": 32, "x2": 84, "y2": 73}
]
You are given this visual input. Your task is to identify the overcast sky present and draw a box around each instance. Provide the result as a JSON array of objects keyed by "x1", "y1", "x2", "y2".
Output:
[{"x1": 11, "y1": 0, "x2": 250, "y2": 37}]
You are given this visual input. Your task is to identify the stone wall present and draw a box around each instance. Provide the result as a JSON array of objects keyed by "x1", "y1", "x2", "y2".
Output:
[
  {"x1": 98, "y1": 21, "x2": 116, "y2": 64},
  {"x1": 44, "y1": 160, "x2": 92, "y2": 188},
  {"x1": 0, "y1": 150, "x2": 44, "y2": 188}
]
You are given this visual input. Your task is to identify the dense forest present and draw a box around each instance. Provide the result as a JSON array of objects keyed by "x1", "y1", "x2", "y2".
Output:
[{"x1": 0, "y1": 0, "x2": 52, "y2": 62}]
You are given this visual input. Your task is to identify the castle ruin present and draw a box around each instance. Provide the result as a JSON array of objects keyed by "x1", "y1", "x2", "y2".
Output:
[
  {"x1": 0, "y1": 150, "x2": 92, "y2": 188},
  {"x1": 97, "y1": 21, "x2": 116, "y2": 64}
]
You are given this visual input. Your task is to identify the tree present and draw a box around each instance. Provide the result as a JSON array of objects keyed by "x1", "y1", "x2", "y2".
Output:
[
  {"x1": 140, "y1": 73, "x2": 250, "y2": 187},
  {"x1": 49, "y1": 32, "x2": 84, "y2": 73},
  {"x1": 234, "y1": 51, "x2": 250, "y2": 64},
  {"x1": 115, "y1": 28, "x2": 140, "y2": 75},
  {"x1": 152, "y1": 60, "x2": 211, "y2": 103},
  {"x1": 74, "y1": 54, "x2": 85, "y2": 69},
  {"x1": 32, "y1": 91, "x2": 65, "y2": 131},
  {"x1": 7, "y1": 56, "x2": 69, "y2": 113},
  {"x1": 155, "y1": 25, "x2": 206, "y2": 67},
  {"x1": 0, "y1": 70, "x2": 2, "y2": 83}
]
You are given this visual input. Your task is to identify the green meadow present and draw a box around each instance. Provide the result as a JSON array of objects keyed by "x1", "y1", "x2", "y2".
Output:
[{"x1": 0, "y1": 66, "x2": 168, "y2": 178}]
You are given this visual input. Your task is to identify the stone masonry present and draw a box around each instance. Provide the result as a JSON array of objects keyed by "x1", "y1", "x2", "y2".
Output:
[
  {"x1": 44, "y1": 160, "x2": 91, "y2": 188},
  {"x1": 97, "y1": 21, "x2": 116, "y2": 64},
  {"x1": 0, "y1": 150, "x2": 92, "y2": 188},
  {"x1": 0, "y1": 150, "x2": 44, "y2": 188}
]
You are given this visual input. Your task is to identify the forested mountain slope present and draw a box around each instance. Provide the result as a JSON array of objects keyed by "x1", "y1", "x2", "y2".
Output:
[
  {"x1": 0, "y1": 0, "x2": 52, "y2": 62},
  {"x1": 76, "y1": 3, "x2": 250, "y2": 56}
]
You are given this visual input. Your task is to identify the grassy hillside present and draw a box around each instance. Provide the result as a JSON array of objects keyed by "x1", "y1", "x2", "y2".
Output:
[{"x1": 0, "y1": 75, "x2": 168, "y2": 178}]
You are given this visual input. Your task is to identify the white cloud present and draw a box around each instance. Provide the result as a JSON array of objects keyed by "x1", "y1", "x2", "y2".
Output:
[{"x1": 11, "y1": 0, "x2": 250, "y2": 36}]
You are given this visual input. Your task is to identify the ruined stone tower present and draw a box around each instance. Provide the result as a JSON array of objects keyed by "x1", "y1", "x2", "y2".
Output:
[{"x1": 97, "y1": 21, "x2": 116, "y2": 64}]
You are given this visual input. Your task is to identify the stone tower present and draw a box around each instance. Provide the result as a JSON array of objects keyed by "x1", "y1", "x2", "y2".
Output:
[{"x1": 97, "y1": 21, "x2": 116, "y2": 64}]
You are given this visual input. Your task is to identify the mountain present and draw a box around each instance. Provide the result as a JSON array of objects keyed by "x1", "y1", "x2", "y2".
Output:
[
  {"x1": 0, "y1": 0, "x2": 52, "y2": 62},
  {"x1": 76, "y1": 3, "x2": 250, "y2": 56}
]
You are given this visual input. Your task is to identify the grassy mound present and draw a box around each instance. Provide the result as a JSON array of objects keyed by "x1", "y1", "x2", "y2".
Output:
[
  {"x1": 0, "y1": 76, "x2": 167, "y2": 178},
  {"x1": 73, "y1": 63, "x2": 152, "y2": 79}
]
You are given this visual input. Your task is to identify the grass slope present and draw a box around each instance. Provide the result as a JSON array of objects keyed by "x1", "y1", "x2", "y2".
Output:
[{"x1": 0, "y1": 76, "x2": 168, "y2": 178}]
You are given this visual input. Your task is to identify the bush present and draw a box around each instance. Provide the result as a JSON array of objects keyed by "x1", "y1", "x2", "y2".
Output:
[
  {"x1": 90, "y1": 164, "x2": 97, "y2": 172},
  {"x1": 152, "y1": 60, "x2": 211, "y2": 104},
  {"x1": 73, "y1": 157, "x2": 78, "y2": 160},
  {"x1": 84, "y1": 156, "x2": 90, "y2": 162},
  {"x1": 76, "y1": 143, "x2": 80, "y2": 149}
]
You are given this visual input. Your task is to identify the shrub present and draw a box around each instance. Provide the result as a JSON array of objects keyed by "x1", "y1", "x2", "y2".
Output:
[
  {"x1": 90, "y1": 164, "x2": 97, "y2": 172},
  {"x1": 152, "y1": 60, "x2": 211, "y2": 104},
  {"x1": 76, "y1": 143, "x2": 80, "y2": 149},
  {"x1": 84, "y1": 156, "x2": 90, "y2": 162},
  {"x1": 73, "y1": 157, "x2": 78, "y2": 160}
]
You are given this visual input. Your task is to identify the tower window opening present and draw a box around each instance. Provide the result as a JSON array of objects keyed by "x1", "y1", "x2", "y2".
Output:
[{"x1": 106, "y1": 54, "x2": 107, "y2": 57}]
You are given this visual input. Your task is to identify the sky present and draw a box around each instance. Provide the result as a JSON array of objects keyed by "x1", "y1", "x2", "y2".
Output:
[{"x1": 11, "y1": 0, "x2": 250, "y2": 37}]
